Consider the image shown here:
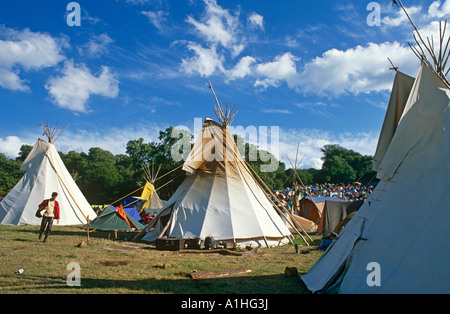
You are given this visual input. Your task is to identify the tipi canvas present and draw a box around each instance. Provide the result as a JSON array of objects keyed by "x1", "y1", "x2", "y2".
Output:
[
  {"x1": 0, "y1": 137, "x2": 97, "y2": 226},
  {"x1": 135, "y1": 118, "x2": 292, "y2": 248},
  {"x1": 301, "y1": 62, "x2": 450, "y2": 294},
  {"x1": 140, "y1": 163, "x2": 165, "y2": 213}
]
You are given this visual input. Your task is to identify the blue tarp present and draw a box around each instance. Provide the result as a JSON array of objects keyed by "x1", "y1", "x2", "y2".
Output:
[
  {"x1": 306, "y1": 196, "x2": 346, "y2": 203},
  {"x1": 121, "y1": 197, "x2": 142, "y2": 208},
  {"x1": 107, "y1": 206, "x2": 142, "y2": 222},
  {"x1": 123, "y1": 207, "x2": 141, "y2": 222}
]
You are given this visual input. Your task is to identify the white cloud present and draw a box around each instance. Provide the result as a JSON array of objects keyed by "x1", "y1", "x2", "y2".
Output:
[
  {"x1": 225, "y1": 55, "x2": 256, "y2": 81},
  {"x1": 78, "y1": 33, "x2": 113, "y2": 58},
  {"x1": 54, "y1": 125, "x2": 163, "y2": 156},
  {"x1": 261, "y1": 109, "x2": 292, "y2": 114},
  {"x1": 178, "y1": 1, "x2": 425, "y2": 96},
  {"x1": 187, "y1": 0, "x2": 235, "y2": 47},
  {"x1": 181, "y1": 42, "x2": 224, "y2": 76},
  {"x1": 179, "y1": 1, "x2": 263, "y2": 80},
  {"x1": 254, "y1": 52, "x2": 300, "y2": 89},
  {"x1": 0, "y1": 27, "x2": 66, "y2": 91},
  {"x1": 186, "y1": 0, "x2": 244, "y2": 57},
  {"x1": 181, "y1": 41, "x2": 419, "y2": 96},
  {"x1": 248, "y1": 12, "x2": 264, "y2": 30},
  {"x1": 383, "y1": 5, "x2": 422, "y2": 27},
  {"x1": 278, "y1": 128, "x2": 379, "y2": 170},
  {"x1": 296, "y1": 102, "x2": 335, "y2": 118},
  {"x1": 141, "y1": 10, "x2": 169, "y2": 29},
  {"x1": 45, "y1": 60, "x2": 119, "y2": 113},
  {"x1": 296, "y1": 42, "x2": 419, "y2": 96},
  {"x1": 428, "y1": 0, "x2": 450, "y2": 18},
  {"x1": 0, "y1": 136, "x2": 26, "y2": 159},
  {"x1": 0, "y1": 123, "x2": 167, "y2": 160}
]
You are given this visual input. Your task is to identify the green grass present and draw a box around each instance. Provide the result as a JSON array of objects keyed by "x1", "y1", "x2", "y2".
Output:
[{"x1": 0, "y1": 225, "x2": 322, "y2": 294}]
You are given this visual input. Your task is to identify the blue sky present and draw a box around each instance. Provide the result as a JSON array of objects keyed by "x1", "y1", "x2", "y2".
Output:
[{"x1": 0, "y1": 0, "x2": 448, "y2": 168}]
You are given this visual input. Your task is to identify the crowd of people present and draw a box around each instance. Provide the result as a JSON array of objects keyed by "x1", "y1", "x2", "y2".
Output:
[{"x1": 275, "y1": 182, "x2": 377, "y2": 209}]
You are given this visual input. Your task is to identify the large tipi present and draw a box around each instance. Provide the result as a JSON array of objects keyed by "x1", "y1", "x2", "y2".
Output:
[
  {"x1": 135, "y1": 92, "x2": 293, "y2": 248},
  {"x1": 301, "y1": 14, "x2": 450, "y2": 291},
  {"x1": 0, "y1": 123, "x2": 97, "y2": 225}
]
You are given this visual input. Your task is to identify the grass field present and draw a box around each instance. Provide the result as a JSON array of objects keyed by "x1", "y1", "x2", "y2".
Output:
[{"x1": 0, "y1": 225, "x2": 322, "y2": 294}]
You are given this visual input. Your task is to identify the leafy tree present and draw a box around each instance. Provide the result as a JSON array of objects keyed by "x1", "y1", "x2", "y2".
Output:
[
  {"x1": 0, "y1": 154, "x2": 23, "y2": 196},
  {"x1": 123, "y1": 127, "x2": 192, "y2": 200},
  {"x1": 61, "y1": 150, "x2": 88, "y2": 183},
  {"x1": 16, "y1": 144, "x2": 33, "y2": 163},
  {"x1": 126, "y1": 138, "x2": 156, "y2": 168},
  {"x1": 82, "y1": 147, "x2": 122, "y2": 204},
  {"x1": 285, "y1": 168, "x2": 316, "y2": 187},
  {"x1": 240, "y1": 142, "x2": 288, "y2": 191},
  {"x1": 317, "y1": 144, "x2": 376, "y2": 184}
]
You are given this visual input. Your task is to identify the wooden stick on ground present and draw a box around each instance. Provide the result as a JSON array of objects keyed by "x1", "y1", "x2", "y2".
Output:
[{"x1": 189, "y1": 268, "x2": 251, "y2": 280}]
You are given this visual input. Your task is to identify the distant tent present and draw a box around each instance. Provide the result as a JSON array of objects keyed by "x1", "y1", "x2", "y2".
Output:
[
  {"x1": 123, "y1": 207, "x2": 141, "y2": 222},
  {"x1": 298, "y1": 197, "x2": 322, "y2": 225},
  {"x1": 121, "y1": 196, "x2": 142, "y2": 208},
  {"x1": 291, "y1": 214, "x2": 317, "y2": 231},
  {"x1": 140, "y1": 163, "x2": 165, "y2": 212},
  {"x1": 85, "y1": 206, "x2": 144, "y2": 231},
  {"x1": 135, "y1": 92, "x2": 293, "y2": 248},
  {"x1": 140, "y1": 182, "x2": 164, "y2": 212},
  {"x1": 0, "y1": 123, "x2": 97, "y2": 225},
  {"x1": 317, "y1": 199, "x2": 364, "y2": 235},
  {"x1": 297, "y1": 197, "x2": 348, "y2": 232},
  {"x1": 301, "y1": 62, "x2": 450, "y2": 293}
]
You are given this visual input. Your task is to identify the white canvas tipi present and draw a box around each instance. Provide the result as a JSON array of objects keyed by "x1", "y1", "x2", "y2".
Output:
[
  {"x1": 301, "y1": 62, "x2": 450, "y2": 293},
  {"x1": 135, "y1": 116, "x2": 292, "y2": 248},
  {"x1": 0, "y1": 125, "x2": 97, "y2": 225}
]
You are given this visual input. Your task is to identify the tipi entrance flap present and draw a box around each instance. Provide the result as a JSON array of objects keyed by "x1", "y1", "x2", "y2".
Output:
[
  {"x1": 377, "y1": 63, "x2": 450, "y2": 181},
  {"x1": 168, "y1": 172, "x2": 216, "y2": 239},
  {"x1": 200, "y1": 173, "x2": 233, "y2": 239},
  {"x1": 373, "y1": 71, "x2": 415, "y2": 172}
]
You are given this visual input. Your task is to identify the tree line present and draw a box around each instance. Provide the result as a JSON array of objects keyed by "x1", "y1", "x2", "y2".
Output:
[{"x1": 0, "y1": 126, "x2": 377, "y2": 204}]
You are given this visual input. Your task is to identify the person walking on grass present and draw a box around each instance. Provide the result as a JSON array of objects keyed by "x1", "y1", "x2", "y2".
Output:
[{"x1": 38, "y1": 192, "x2": 60, "y2": 242}]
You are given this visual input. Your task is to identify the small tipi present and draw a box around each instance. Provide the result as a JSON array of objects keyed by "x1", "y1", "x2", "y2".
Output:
[
  {"x1": 135, "y1": 89, "x2": 293, "y2": 248},
  {"x1": 0, "y1": 123, "x2": 97, "y2": 225},
  {"x1": 301, "y1": 16, "x2": 450, "y2": 292},
  {"x1": 140, "y1": 163, "x2": 165, "y2": 213}
]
